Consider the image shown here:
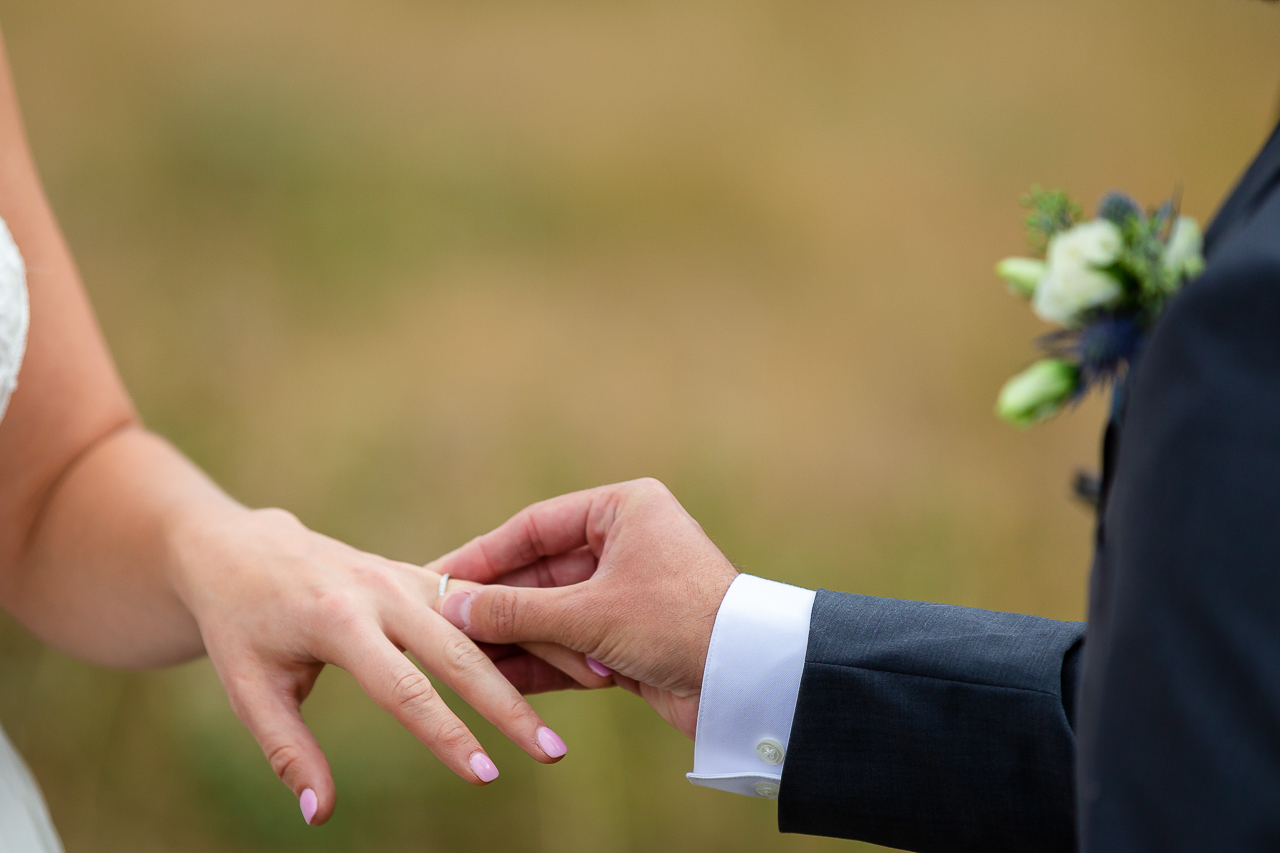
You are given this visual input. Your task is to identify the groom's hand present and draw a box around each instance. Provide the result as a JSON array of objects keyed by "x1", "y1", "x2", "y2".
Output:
[{"x1": 431, "y1": 479, "x2": 738, "y2": 739}]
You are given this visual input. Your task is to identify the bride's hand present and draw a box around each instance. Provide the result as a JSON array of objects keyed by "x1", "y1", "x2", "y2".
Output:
[{"x1": 167, "y1": 505, "x2": 598, "y2": 825}]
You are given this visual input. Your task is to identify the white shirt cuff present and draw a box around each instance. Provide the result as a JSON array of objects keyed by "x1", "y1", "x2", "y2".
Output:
[{"x1": 687, "y1": 574, "x2": 815, "y2": 799}]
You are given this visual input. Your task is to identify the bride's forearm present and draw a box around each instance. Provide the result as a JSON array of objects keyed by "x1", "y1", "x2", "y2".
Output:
[{"x1": 3, "y1": 424, "x2": 238, "y2": 668}]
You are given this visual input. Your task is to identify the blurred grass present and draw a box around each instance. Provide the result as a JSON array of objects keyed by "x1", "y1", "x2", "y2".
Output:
[{"x1": 0, "y1": 0, "x2": 1277, "y2": 850}]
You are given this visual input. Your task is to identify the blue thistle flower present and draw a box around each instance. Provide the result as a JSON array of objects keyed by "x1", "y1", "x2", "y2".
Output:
[
  {"x1": 1096, "y1": 192, "x2": 1142, "y2": 227},
  {"x1": 1038, "y1": 313, "x2": 1144, "y2": 397}
]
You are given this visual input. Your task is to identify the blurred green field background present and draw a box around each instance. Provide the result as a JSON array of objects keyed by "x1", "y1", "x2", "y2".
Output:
[{"x1": 0, "y1": 0, "x2": 1277, "y2": 850}]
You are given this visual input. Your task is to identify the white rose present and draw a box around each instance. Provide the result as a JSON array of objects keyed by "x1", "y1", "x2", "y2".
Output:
[
  {"x1": 1033, "y1": 219, "x2": 1124, "y2": 325},
  {"x1": 1161, "y1": 216, "x2": 1205, "y2": 279}
]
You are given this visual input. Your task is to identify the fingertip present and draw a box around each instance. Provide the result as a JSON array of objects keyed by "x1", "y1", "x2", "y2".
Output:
[
  {"x1": 535, "y1": 726, "x2": 568, "y2": 760},
  {"x1": 300, "y1": 788, "x2": 318, "y2": 825},
  {"x1": 297, "y1": 774, "x2": 336, "y2": 825},
  {"x1": 232, "y1": 677, "x2": 336, "y2": 826},
  {"x1": 574, "y1": 664, "x2": 613, "y2": 690},
  {"x1": 585, "y1": 656, "x2": 613, "y2": 677},
  {"x1": 469, "y1": 751, "x2": 500, "y2": 784}
]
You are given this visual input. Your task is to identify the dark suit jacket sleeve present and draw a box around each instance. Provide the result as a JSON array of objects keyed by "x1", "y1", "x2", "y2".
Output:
[
  {"x1": 1077, "y1": 250, "x2": 1280, "y2": 849},
  {"x1": 778, "y1": 591, "x2": 1084, "y2": 852}
]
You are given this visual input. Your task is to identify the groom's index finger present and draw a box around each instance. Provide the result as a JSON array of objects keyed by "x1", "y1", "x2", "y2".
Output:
[
  {"x1": 437, "y1": 484, "x2": 623, "y2": 583},
  {"x1": 498, "y1": 547, "x2": 598, "y2": 589}
]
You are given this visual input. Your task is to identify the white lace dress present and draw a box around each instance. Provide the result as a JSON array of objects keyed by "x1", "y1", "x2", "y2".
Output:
[{"x1": 0, "y1": 221, "x2": 65, "y2": 853}]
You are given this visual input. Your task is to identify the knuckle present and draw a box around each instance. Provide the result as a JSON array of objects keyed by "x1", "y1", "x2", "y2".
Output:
[
  {"x1": 311, "y1": 589, "x2": 361, "y2": 632},
  {"x1": 255, "y1": 506, "x2": 302, "y2": 528},
  {"x1": 265, "y1": 741, "x2": 304, "y2": 782},
  {"x1": 431, "y1": 718, "x2": 474, "y2": 754},
  {"x1": 497, "y1": 692, "x2": 533, "y2": 723},
  {"x1": 389, "y1": 669, "x2": 436, "y2": 712},
  {"x1": 489, "y1": 590, "x2": 521, "y2": 638},
  {"x1": 517, "y1": 512, "x2": 546, "y2": 563},
  {"x1": 634, "y1": 477, "x2": 669, "y2": 497},
  {"x1": 440, "y1": 633, "x2": 487, "y2": 676},
  {"x1": 352, "y1": 561, "x2": 403, "y2": 597}
]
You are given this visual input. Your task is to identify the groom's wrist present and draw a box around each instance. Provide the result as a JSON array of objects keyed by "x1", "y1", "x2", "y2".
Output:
[{"x1": 687, "y1": 574, "x2": 815, "y2": 799}]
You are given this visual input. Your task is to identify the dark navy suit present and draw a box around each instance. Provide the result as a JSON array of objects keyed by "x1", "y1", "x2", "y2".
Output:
[{"x1": 778, "y1": 120, "x2": 1280, "y2": 852}]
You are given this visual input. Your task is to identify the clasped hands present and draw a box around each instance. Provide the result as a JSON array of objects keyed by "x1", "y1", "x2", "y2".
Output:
[
  {"x1": 433, "y1": 477, "x2": 739, "y2": 739},
  {"x1": 185, "y1": 478, "x2": 733, "y2": 825}
]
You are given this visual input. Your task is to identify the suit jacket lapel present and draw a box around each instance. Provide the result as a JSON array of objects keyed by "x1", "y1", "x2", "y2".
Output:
[
  {"x1": 1096, "y1": 117, "x2": 1280, "y2": 517},
  {"x1": 1204, "y1": 117, "x2": 1280, "y2": 258}
]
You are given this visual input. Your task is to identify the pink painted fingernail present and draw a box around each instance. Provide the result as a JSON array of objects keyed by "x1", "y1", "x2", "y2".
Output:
[
  {"x1": 586, "y1": 657, "x2": 613, "y2": 677},
  {"x1": 536, "y1": 726, "x2": 568, "y2": 758},
  {"x1": 441, "y1": 590, "x2": 473, "y2": 631},
  {"x1": 299, "y1": 788, "x2": 318, "y2": 825},
  {"x1": 470, "y1": 752, "x2": 500, "y2": 783}
]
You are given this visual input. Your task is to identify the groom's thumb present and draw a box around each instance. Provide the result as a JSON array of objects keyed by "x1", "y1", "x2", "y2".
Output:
[{"x1": 440, "y1": 585, "x2": 579, "y2": 648}]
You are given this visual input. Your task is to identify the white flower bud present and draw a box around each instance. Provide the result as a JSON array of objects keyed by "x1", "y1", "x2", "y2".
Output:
[
  {"x1": 996, "y1": 359, "x2": 1080, "y2": 427},
  {"x1": 996, "y1": 258, "x2": 1047, "y2": 298},
  {"x1": 1032, "y1": 220, "x2": 1124, "y2": 325},
  {"x1": 1161, "y1": 216, "x2": 1205, "y2": 280}
]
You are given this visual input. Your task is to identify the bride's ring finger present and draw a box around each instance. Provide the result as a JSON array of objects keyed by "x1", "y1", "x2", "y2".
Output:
[
  {"x1": 427, "y1": 574, "x2": 607, "y2": 689},
  {"x1": 427, "y1": 570, "x2": 470, "y2": 609}
]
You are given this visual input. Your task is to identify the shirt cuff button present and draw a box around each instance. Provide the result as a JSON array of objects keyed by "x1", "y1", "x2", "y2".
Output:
[
  {"x1": 754, "y1": 782, "x2": 780, "y2": 800},
  {"x1": 756, "y1": 738, "x2": 785, "y2": 765}
]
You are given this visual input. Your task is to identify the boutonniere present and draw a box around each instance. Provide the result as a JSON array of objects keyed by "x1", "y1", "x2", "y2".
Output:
[{"x1": 994, "y1": 189, "x2": 1206, "y2": 427}]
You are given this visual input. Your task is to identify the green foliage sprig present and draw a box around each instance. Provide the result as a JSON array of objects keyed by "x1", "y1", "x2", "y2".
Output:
[{"x1": 1022, "y1": 187, "x2": 1082, "y2": 253}]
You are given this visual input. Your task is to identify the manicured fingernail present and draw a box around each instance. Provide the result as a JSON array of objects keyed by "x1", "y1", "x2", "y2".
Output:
[
  {"x1": 441, "y1": 590, "x2": 473, "y2": 631},
  {"x1": 536, "y1": 726, "x2": 568, "y2": 758},
  {"x1": 470, "y1": 752, "x2": 500, "y2": 783},
  {"x1": 299, "y1": 788, "x2": 318, "y2": 825},
  {"x1": 586, "y1": 657, "x2": 613, "y2": 677}
]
